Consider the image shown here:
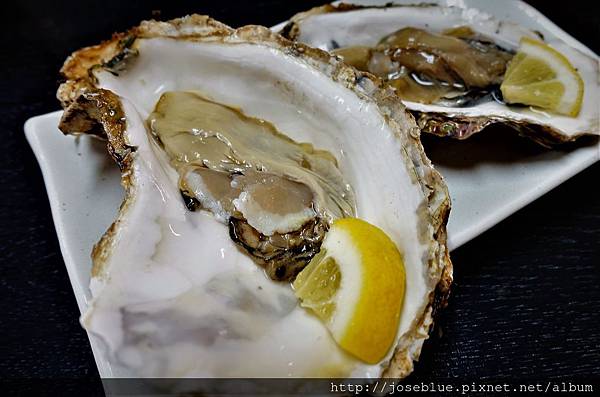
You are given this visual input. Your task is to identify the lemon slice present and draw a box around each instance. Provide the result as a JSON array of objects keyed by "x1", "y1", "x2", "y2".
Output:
[
  {"x1": 500, "y1": 37, "x2": 584, "y2": 116},
  {"x1": 292, "y1": 218, "x2": 405, "y2": 364}
]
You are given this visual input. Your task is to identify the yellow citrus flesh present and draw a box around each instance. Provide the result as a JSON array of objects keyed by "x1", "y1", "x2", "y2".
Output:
[
  {"x1": 293, "y1": 218, "x2": 405, "y2": 364},
  {"x1": 500, "y1": 37, "x2": 584, "y2": 116}
]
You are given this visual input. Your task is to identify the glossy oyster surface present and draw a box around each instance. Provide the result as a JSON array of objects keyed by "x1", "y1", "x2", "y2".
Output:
[
  {"x1": 332, "y1": 26, "x2": 514, "y2": 104},
  {"x1": 281, "y1": 3, "x2": 599, "y2": 146},
  {"x1": 58, "y1": 15, "x2": 451, "y2": 378},
  {"x1": 149, "y1": 90, "x2": 355, "y2": 281}
]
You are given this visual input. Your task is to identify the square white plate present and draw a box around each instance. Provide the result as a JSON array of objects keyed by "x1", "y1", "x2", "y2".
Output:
[{"x1": 25, "y1": 0, "x2": 599, "y2": 378}]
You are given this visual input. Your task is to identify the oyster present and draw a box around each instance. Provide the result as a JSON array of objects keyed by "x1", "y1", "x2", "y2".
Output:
[
  {"x1": 281, "y1": 3, "x2": 599, "y2": 146},
  {"x1": 58, "y1": 15, "x2": 451, "y2": 379}
]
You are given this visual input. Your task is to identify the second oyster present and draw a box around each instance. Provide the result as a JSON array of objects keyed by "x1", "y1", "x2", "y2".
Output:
[{"x1": 282, "y1": 3, "x2": 599, "y2": 146}]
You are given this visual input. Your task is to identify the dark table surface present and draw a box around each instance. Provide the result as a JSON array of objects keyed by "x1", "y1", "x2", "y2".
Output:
[{"x1": 1, "y1": 0, "x2": 599, "y2": 395}]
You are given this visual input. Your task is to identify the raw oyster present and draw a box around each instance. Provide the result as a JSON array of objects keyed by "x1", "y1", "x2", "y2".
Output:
[
  {"x1": 281, "y1": 3, "x2": 599, "y2": 146},
  {"x1": 57, "y1": 15, "x2": 451, "y2": 379},
  {"x1": 148, "y1": 90, "x2": 355, "y2": 281}
]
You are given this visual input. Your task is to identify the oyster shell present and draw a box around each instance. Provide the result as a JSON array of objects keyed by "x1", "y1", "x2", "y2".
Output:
[
  {"x1": 58, "y1": 15, "x2": 451, "y2": 379},
  {"x1": 281, "y1": 3, "x2": 599, "y2": 146}
]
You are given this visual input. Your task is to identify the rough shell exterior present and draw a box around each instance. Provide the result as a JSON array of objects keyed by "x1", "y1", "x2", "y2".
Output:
[{"x1": 57, "y1": 14, "x2": 452, "y2": 379}]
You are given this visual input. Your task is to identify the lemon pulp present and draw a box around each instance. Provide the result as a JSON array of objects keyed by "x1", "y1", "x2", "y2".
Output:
[{"x1": 500, "y1": 37, "x2": 584, "y2": 116}]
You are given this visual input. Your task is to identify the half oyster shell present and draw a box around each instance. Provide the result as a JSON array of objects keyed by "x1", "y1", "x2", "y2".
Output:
[
  {"x1": 281, "y1": 3, "x2": 599, "y2": 146},
  {"x1": 58, "y1": 15, "x2": 451, "y2": 379}
]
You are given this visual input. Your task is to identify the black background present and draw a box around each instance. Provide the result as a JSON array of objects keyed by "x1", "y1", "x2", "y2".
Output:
[{"x1": 1, "y1": 0, "x2": 599, "y2": 395}]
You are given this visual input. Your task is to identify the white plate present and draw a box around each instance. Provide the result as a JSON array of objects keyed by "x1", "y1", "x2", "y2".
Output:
[{"x1": 25, "y1": 0, "x2": 599, "y2": 378}]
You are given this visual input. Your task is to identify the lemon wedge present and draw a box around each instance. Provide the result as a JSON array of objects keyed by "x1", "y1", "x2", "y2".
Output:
[
  {"x1": 292, "y1": 218, "x2": 405, "y2": 364},
  {"x1": 500, "y1": 37, "x2": 584, "y2": 116}
]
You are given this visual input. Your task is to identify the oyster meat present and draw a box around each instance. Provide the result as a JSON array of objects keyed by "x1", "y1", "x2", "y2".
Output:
[
  {"x1": 58, "y1": 15, "x2": 451, "y2": 379},
  {"x1": 281, "y1": 3, "x2": 599, "y2": 146},
  {"x1": 149, "y1": 90, "x2": 355, "y2": 281},
  {"x1": 332, "y1": 26, "x2": 513, "y2": 105}
]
